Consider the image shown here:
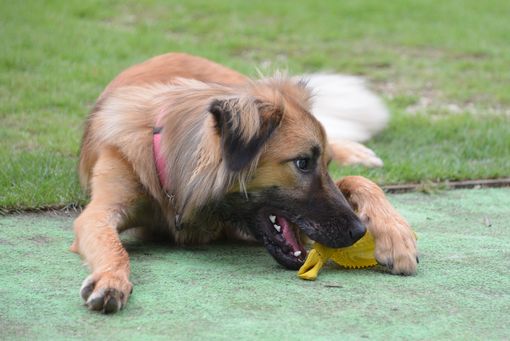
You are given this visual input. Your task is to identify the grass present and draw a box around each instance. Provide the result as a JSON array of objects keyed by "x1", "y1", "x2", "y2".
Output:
[{"x1": 1, "y1": 0, "x2": 510, "y2": 209}]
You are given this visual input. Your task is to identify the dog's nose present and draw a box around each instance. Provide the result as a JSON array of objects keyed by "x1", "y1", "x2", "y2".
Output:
[{"x1": 348, "y1": 220, "x2": 366, "y2": 244}]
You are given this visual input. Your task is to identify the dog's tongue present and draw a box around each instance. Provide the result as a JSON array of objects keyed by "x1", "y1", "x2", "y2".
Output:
[{"x1": 277, "y1": 216, "x2": 305, "y2": 253}]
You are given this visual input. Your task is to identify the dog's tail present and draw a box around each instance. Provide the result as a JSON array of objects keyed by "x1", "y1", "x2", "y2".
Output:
[{"x1": 299, "y1": 74, "x2": 389, "y2": 142}]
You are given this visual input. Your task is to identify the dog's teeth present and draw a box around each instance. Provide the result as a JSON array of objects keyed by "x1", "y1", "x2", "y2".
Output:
[
  {"x1": 273, "y1": 224, "x2": 281, "y2": 233},
  {"x1": 294, "y1": 251, "x2": 302, "y2": 257},
  {"x1": 269, "y1": 215, "x2": 276, "y2": 223}
]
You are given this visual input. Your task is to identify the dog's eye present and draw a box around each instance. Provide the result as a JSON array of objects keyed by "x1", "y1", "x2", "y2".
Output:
[{"x1": 294, "y1": 158, "x2": 312, "y2": 172}]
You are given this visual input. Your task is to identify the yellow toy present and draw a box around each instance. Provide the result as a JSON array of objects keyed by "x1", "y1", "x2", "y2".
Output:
[
  {"x1": 298, "y1": 230, "x2": 418, "y2": 280},
  {"x1": 298, "y1": 231, "x2": 377, "y2": 280}
]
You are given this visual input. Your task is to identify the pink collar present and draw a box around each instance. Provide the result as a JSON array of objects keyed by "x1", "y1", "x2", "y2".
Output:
[
  {"x1": 152, "y1": 112, "x2": 168, "y2": 189},
  {"x1": 153, "y1": 110, "x2": 183, "y2": 229},
  {"x1": 152, "y1": 127, "x2": 167, "y2": 188}
]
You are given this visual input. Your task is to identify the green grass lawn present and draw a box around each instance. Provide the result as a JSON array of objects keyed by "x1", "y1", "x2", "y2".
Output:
[{"x1": 1, "y1": 0, "x2": 509, "y2": 209}]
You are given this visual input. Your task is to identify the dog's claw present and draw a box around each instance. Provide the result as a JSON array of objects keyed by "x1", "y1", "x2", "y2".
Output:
[
  {"x1": 86, "y1": 292, "x2": 106, "y2": 311},
  {"x1": 80, "y1": 273, "x2": 132, "y2": 314},
  {"x1": 80, "y1": 275, "x2": 95, "y2": 301},
  {"x1": 377, "y1": 260, "x2": 394, "y2": 271},
  {"x1": 86, "y1": 289, "x2": 123, "y2": 313},
  {"x1": 104, "y1": 298, "x2": 118, "y2": 314},
  {"x1": 103, "y1": 291, "x2": 122, "y2": 314}
]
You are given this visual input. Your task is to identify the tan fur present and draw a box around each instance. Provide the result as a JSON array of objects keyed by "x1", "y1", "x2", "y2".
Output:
[
  {"x1": 337, "y1": 176, "x2": 418, "y2": 275},
  {"x1": 102, "y1": 53, "x2": 247, "y2": 96},
  {"x1": 74, "y1": 53, "x2": 418, "y2": 313}
]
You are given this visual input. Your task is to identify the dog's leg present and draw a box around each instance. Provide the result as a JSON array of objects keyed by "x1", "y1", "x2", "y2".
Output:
[
  {"x1": 72, "y1": 147, "x2": 140, "y2": 313},
  {"x1": 337, "y1": 176, "x2": 418, "y2": 275},
  {"x1": 329, "y1": 140, "x2": 383, "y2": 168}
]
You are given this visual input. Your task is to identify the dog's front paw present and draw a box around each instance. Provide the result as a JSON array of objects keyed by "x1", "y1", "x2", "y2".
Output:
[
  {"x1": 372, "y1": 219, "x2": 418, "y2": 275},
  {"x1": 80, "y1": 271, "x2": 132, "y2": 314},
  {"x1": 337, "y1": 176, "x2": 418, "y2": 275}
]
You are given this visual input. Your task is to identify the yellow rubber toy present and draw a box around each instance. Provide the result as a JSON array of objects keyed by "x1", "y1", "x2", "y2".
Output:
[{"x1": 298, "y1": 231, "x2": 377, "y2": 280}]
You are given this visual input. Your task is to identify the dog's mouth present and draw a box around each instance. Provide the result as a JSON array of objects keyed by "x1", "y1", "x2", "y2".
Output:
[
  {"x1": 215, "y1": 189, "x2": 365, "y2": 270},
  {"x1": 258, "y1": 209, "x2": 309, "y2": 270}
]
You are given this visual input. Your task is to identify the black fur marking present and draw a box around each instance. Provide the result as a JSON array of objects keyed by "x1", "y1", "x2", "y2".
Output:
[
  {"x1": 195, "y1": 177, "x2": 365, "y2": 269},
  {"x1": 209, "y1": 99, "x2": 225, "y2": 133},
  {"x1": 311, "y1": 145, "x2": 321, "y2": 160},
  {"x1": 209, "y1": 99, "x2": 283, "y2": 172}
]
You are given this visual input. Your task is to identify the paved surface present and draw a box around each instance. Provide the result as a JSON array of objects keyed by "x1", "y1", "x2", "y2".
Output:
[{"x1": 1, "y1": 188, "x2": 509, "y2": 340}]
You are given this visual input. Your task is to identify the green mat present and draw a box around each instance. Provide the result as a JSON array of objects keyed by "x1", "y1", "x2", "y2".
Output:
[{"x1": 1, "y1": 188, "x2": 509, "y2": 340}]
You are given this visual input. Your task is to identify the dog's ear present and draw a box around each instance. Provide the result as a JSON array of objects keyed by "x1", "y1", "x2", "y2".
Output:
[{"x1": 209, "y1": 98, "x2": 283, "y2": 172}]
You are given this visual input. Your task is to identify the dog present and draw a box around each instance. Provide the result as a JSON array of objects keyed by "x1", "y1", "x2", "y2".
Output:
[{"x1": 72, "y1": 53, "x2": 418, "y2": 314}]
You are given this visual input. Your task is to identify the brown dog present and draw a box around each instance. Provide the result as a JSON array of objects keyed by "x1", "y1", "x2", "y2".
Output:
[{"x1": 72, "y1": 53, "x2": 418, "y2": 313}]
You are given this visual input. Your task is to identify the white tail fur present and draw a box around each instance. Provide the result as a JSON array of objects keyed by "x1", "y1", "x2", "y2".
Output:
[{"x1": 298, "y1": 74, "x2": 389, "y2": 142}]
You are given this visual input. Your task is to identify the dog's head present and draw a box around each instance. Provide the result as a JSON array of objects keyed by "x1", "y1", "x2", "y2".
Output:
[{"x1": 205, "y1": 77, "x2": 366, "y2": 269}]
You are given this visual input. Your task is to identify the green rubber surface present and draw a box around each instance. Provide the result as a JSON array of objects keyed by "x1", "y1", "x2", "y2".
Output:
[{"x1": 1, "y1": 188, "x2": 509, "y2": 340}]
